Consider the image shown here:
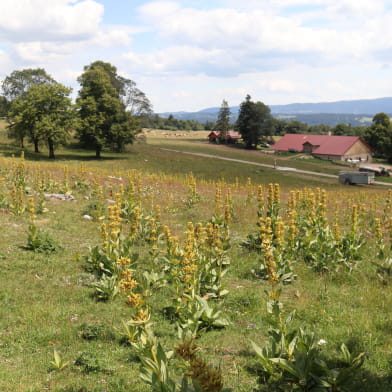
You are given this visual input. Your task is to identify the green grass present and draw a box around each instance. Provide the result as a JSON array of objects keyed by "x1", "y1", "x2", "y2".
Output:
[{"x1": 0, "y1": 128, "x2": 391, "y2": 391}]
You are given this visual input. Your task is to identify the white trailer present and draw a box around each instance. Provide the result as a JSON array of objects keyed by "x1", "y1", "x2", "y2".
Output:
[{"x1": 339, "y1": 171, "x2": 375, "y2": 185}]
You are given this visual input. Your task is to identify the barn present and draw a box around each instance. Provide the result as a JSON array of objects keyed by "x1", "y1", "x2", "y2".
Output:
[
  {"x1": 271, "y1": 134, "x2": 373, "y2": 162},
  {"x1": 208, "y1": 130, "x2": 241, "y2": 143}
]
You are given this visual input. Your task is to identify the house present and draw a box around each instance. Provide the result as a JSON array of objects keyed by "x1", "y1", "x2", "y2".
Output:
[
  {"x1": 208, "y1": 130, "x2": 241, "y2": 143},
  {"x1": 271, "y1": 134, "x2": 373, "y2": 162}
]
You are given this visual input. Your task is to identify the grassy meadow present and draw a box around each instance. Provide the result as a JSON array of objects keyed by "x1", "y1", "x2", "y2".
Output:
[{"x1": 0, "y1": 124, "x2": 391, "y2": 391}]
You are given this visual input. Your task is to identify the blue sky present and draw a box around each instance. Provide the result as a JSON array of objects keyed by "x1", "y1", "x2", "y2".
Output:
[{"x1": 0, "y1": 0, "x2": 392, "y2": 113}]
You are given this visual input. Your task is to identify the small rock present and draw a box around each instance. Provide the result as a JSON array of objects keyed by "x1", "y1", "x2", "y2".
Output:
[
  {"x1": 44, "y1": 193, "x2": 75, "y2": 201},
  {"x1": 84, "y1": 196, "x2": 90, "y2": 200},
  {"x1": 83, "y1": 215, "x2": 93, "y2": 220}
]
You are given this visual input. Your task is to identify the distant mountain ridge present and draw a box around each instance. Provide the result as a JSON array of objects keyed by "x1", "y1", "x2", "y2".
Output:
[{"x1": 158, "y1": 97, "x2": 392, "y2": 127}]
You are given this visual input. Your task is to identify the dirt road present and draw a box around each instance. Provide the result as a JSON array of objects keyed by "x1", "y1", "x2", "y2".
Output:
[{"x1": 160, "y1": 148, "x2": 392, "y2": 187}]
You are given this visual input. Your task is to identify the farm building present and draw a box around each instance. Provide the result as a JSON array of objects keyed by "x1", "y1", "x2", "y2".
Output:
[
  {"x1": 208, "y1": 130, "x2": 241, "y2": 143},
  {"x1": 271, "y1": 134, "x2": 373, "y2": 162}
]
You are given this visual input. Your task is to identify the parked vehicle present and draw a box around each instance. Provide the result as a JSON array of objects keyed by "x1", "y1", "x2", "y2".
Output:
[
  {"x1": 359, "y1": 166, "x2": 391, "y2": 177},
  {"x1": 339, "y1": 171, "x2": 375, "y2": 185}
]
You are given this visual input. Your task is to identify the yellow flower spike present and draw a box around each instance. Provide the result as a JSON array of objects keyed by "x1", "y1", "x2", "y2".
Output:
[
  {"x1": 258, "y1": 217, "x2": 266, "y2": 242},
  {"x1": 163, "y1": 225, "x2": 171, "y2": 241},
  {"x1": 120, "y1": 277, "x2": 139, "y2": 292},
  {"x1": 215, "y1": 185, "x2": 222, "y2": 213},
  {"x1": 288, "y1": 190, "x2": 296, "y2": 211},
  {"x1": 257, "y1": 185, "x2": 264, "y2": 203},
  {"x1": 126, "y1": 292, "x2": 144, "y2": 308},
  {"x1": 351, "y1": 204, "x2": 359, "y2": 233},
  {"x1": 273, "y1": 183, "x2": 280, "y2": 204},
  {"x1": 374, "y1": 218, "x2": 383, "y2": 243},
  {"x1": 267, "y1": 183, "x2": 274, "y2": 207},
  {"x1": 155, "y1": 204, "x2": 161, "y2": 220},
  {"x1": 274, "y1": 218, "x2": 285, "y2": 248},
  {"x1": 117, "y1": 257, "x2": 131, "y2": 268},
  {"x1": 133, "y1": 308, "x2": 150, "y2": 322},
  {"x1": 224, "y1": 203, "x2": 231, "y2": 225}
]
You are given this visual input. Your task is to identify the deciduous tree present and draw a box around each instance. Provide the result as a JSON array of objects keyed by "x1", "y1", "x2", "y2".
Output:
[
  {"x1": 2, "y1": 68, "x2": 55, "y2": 102},
  {"x1": 2, "y1": 68, "x2": 56, "y2": 147},
  {"x1": 8, "y1": 83, "x2": 74, "y2": 158},
  {"x1": 235, "y1": 95, "x2": 273, "y2": 148},
  {"x1": 76, "y1": 61, "x2": 143, "y2": 158},
  {"x1": 363, "y1": 112, "x2": 392, "y2": 162}
]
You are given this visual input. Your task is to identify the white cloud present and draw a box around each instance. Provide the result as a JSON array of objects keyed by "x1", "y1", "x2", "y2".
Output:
[
  {"x1": 0, "y1": 0, "x2": 104, "y2": 42},
  {"x1": 90, "y1": 27, "x2": 133, "y2": 47},
  {"x1": 137, "y1": 0, "x2": 390, "y2": 75},
  {"x1": 257, "y1": 79, "x2": 304, "y2": 93},
  {"x1": 12, "y1": 41, "x2": 73, "y2": 63},
  {"x1": 0, "y1": 49, "x2": 12, "y2": 74},
  {"x1": 0, "y1": 1, "x2": 134, "y2": 77},
  {"x1": 122, "y1": 46, "x2": 226, "y2": 75},
  {"x1": 327, "y1": 0, "x2": 384, "y2": 17}
]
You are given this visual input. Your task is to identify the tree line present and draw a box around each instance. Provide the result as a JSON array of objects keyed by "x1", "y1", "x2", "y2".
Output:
[
  {"x1": 1, "y1": 61, "x2": 152, "y2": 158},
  {"x1": 142, "y1": 114, "x2": 207, "y2": 131}
]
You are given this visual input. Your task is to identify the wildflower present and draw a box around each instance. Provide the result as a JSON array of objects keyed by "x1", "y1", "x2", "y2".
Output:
[
  {"x1": 126, "y1": 292, "x2": 144, "y2": 308},
  {"x1": 133, "y1": 308, "x2": 150, "y2": 322}
]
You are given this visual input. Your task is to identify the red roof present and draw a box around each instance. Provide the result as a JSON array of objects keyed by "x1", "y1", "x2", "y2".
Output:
[
  {"x1": 272, "y1": 134, "x2": 371, "y2": 155},
  {"x1": 226, "y1": 130, "x2": 241, "y2": 139}
]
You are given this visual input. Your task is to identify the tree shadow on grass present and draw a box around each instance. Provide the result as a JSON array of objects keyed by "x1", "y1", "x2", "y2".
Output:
[{"x1": 0, "y1": 143, "x2": 126, "y2": 162}]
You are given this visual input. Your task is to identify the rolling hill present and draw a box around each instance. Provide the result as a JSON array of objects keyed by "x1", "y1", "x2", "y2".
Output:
[{"x1": 159, "y1": 97, "x2": 392, "y2": 126}]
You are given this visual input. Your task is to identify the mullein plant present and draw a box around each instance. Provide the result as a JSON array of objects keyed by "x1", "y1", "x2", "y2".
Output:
[
  {"x1": 183, "y1": 172, "x2": 202, "y2": 208},
  {"x1": 0, "y1": 176, "x2": 8, "y2": 208},
  {"x1": 372, "y1": 217, "x2": 392, "y2": 284},
  {"x1": 85, "y1": 202, "x2": 138, "y2": 300},
  {"x1": 128, "y1": 320, "x2": 230, "y2": 392},
  {"x1": 10, "y1": 183, "x2": 25, "y2": 215},
  {"x1": 336, "y1": 204, "x2": 365, "y2": 271},
  {"x1": 251, "y1": 289, "x2": 366, "y2": 391},
  {"x1": 26, "y1": 197, "x2": 38, "y2": 248},
  {"x1": 61, "y1": 165, "x2": 69, "y2": 193},
  {"x1": 161, "y1": 222, "x2": 230, "y2": 334},
  {"x1": 200, "y1": 222, "x2": 230, "y2": 298},
  {"x1": 252, "y1": 215, "x2": 296, "y2": 284},
  {"x1": 245, "y1": 177, "x2": 253, "y2": 204},
  {"x1": 289, "y1": 188, "x2": 358, "y2": 273},
  {"x1": 13, "y1": 151, "x2": 27, "y2": 190},
  {"x1": 242, "y1": 183, "x2": 282, "y2": 250},
  {"x1": 26, "y1": 197, "x2": 60, "y2": 253}
]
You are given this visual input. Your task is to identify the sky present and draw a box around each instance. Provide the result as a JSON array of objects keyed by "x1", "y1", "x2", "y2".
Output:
[{"x1": 0, "y1": 0, "x2": 392, "y2": 113}]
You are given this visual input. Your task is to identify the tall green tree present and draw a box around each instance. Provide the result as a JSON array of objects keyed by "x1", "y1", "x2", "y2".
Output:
[
  {"x1": 8, "y1": 83, "x2": 74, "y2": 158},
  {"x1": 0, "y1": 96, "x2": 10, "y2": 117},
  {"x1": 2, "y1": 68, "x2": 55, "y2": 102},
  {"x1": 2, "y1": 68, "x2": 56, "y2": 147},
  {"x1": 76, "y1": 61, "x2": 143, "y2": 158},
  {"x1": 235, "y1": 95, "x2": 273, "y2": 148},
  {"x1": 285, "y1": 120, "x2": 307, "y2": 134},
  {"x1": 214, "y1": 99, "x2": 231, "y2": 142},
  {"x1": 333, "y1": 123, "x2": 353, "y2": 136},
  {"x1": 117, "y1": 75, "x2": 153, "y2": 117},
  {"x1": 81, "y1": 61, "x2": 152, "y2": 116},
  {"x1": 363, "y1": 112, "x2": 392, "y2": 162}
]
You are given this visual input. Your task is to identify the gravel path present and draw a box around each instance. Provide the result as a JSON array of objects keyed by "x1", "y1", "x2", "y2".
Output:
[{"x1": 160, "y1": 148, "x2": 392, "y2": 187}]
